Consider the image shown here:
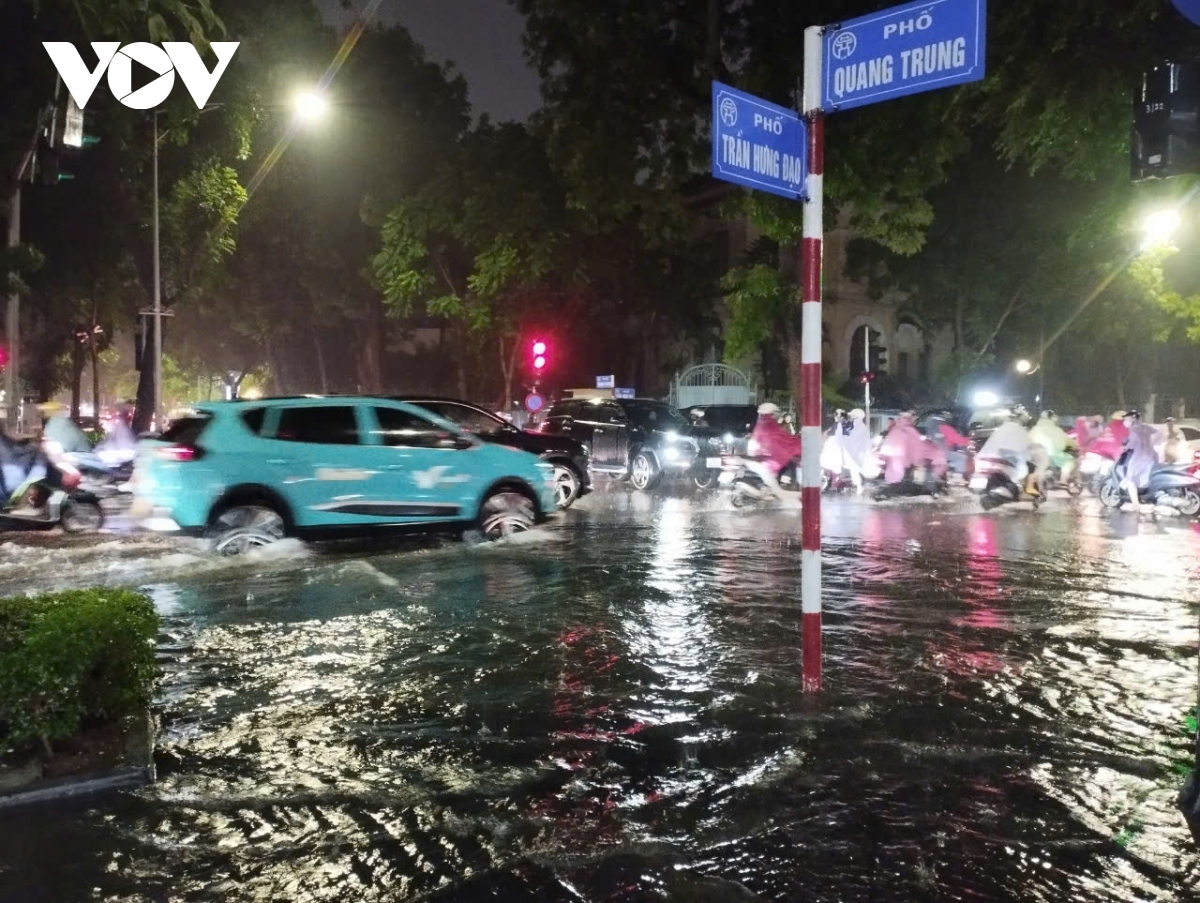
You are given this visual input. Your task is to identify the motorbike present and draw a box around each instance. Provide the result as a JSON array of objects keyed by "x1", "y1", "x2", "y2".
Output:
[
  {"x1": 1098, "y1": 450, "x2": 1200, "y2": 515},
  {"x1": 719, "y1": 455, "x2": 800, "y2": 507},
  {"x1": 0, "y1": 467, "x2": 104, "y2": 533},
  {"x1": 1043, "y1": 448, "x2": 1083, "y2": 496},
  {"x1": 1079, "y1": 449, "x2": 1118, "y2": 496},
  {"x1": 871, "y1": 464, "x2": 946, "y2": 501},
  {"x1": 972, "y1": 454, "x2": 1045, "y2": 511}
]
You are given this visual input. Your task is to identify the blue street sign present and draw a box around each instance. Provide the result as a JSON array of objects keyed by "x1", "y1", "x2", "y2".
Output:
[
  {"x1": 614, "y1": 388, "x2": 636, "y2": 399},
  {"x1": 596, "y1": 375, "x2": 615, "y2": 389},
  {"x1": 1174, "y1": 0, "x2": 1200, "y2": 25},
  {"x1": 711, "y1": 81, "x2": 808, "y2": 200},
  {"x1": 524, "y1": 393, "x2": 545, "y2": 414},
  {"x1": 822, "y1": 0, "x2": 986, "y2": 112}
]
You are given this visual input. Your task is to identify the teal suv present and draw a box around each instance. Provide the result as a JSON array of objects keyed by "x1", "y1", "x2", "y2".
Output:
[{"x1": 132, "y1": 397, "x2": 558, "y2": 554}]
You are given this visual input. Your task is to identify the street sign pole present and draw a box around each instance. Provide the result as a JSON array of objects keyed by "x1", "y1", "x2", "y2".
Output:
[
  {"x1": 864, "y1": 326, "x2": 872, "y2": 431},
  {"x1": 800, "y1": 24, "x2": 825, "y2": 693}
]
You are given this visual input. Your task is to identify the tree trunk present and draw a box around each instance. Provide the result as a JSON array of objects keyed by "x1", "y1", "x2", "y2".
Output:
[
  {"x1": 132, "y1": 365, "x2": 154, "y2": 433},
  {"x1": 89, "y1": 305, "x2": 100, "y2": 418},
  {"x1": 953, "y1": 295, "x2": 964, "y2": 351},
  {"x1": 500, "y1": 335, "x2": 514, "y2": 414},
  {"x1": 454, "y1": 323, "x2": 469, "y2": 399},
  {"x1": 69, "y1": 341, "x2": 83, "y2": 421},
  {"x1": 356, "y1": 297, "x2": 385, "y2": 394},
  {"x1": 706, "y1": 0, "x2": 722, "y2": 76},
  {"x1": 313, "y1": 327, "x2": 329, "y2": 394}
]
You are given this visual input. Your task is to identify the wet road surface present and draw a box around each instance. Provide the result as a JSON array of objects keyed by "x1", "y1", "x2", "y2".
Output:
[{"x1": 1, "y1": 490, "x2": 1199, "y2": 902}]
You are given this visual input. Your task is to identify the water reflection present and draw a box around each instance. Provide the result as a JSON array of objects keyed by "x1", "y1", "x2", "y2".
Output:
[{"x1": 0, "y1": 498, "x2": 1197, "y2": 901}]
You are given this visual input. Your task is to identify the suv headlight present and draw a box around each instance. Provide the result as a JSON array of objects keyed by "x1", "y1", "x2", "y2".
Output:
[{"x1": 535, "y1": 461, "x2": 556, "y2": 485}]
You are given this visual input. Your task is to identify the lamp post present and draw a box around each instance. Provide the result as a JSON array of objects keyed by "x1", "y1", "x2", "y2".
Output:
[{"x1": 1142, "y1": 208, "x2": 1182, "y2": 250}]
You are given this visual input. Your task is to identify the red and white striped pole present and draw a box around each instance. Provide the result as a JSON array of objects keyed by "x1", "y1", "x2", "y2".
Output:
[{"x1": 800, "y1": 25, "x2": 825, "y2": 692}]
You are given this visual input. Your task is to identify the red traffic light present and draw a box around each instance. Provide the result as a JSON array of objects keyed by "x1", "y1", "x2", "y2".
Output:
[
  {"x1": 534, "y1": 356, "x2": 547, "y2": 371},
  {"x1": 532, "y1": 340, "x2": 547, "y2": 356},
  {"x1": 0, "y1": 347, "x2": 8, "y2": 368}
]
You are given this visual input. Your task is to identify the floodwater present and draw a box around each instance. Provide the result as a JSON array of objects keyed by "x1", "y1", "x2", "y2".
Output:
[{"x1": 1, "y1": 490, "x2": 1199, "y2": 902}]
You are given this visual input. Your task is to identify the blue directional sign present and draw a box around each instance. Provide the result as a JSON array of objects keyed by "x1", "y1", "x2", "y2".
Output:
[
  {"x1": 822, "y1": 0, "x2": 986, "y2": 112},
  {"x1": 1174, "y1": 0, "x2": 1200, "y2": 26},
  {"x1": 711, "y1": 81, "x2": 807, "y2": 200},
  {"x1": 613, "y1": 388, "x2": 636, "y2": 399}
]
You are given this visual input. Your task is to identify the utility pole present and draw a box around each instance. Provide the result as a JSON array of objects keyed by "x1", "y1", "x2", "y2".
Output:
[
  {"x1": 5, "y1": 186, "x2": 19, "y2": 435},
  {"x1": 153, "y1": 111, "x2": 162, "y2": 430},
  {"x1": 863, "y1": 325, "x2": 871, "y2": 433}
]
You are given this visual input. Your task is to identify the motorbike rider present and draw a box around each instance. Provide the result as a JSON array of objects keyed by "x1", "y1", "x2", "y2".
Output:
[
  {"x1": 1120, "y1": 410, "x2": 1159, "y2": 511},
  {"x1": 844, "y1": 409, "x2": 873, "y2": 492},
  {"x1": 1159, "y1": 417, "x2": 1191, "y2": 465},
  {"x1": 977, "y1": 411, "x2": 1040, "y2": 495},
  {"x1": 1029, "y1": 411, "x2": 1076, "y2": 486},
  {"x1": 878, "y1": 411, "x2": 930, "y2": 485},
  {"x1": 749, "y1": 402, "x2": 801, "y2": 501}
]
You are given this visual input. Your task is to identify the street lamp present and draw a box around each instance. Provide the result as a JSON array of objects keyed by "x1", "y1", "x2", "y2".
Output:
[
  {"x1": 293, "y1": 90, "x2": 328, "y2": 122},
  {"x1": 1014, "y1": 358, "x2": 1038, "y2": 375},
  {"x1": 1142, "y1": 208, "x2": 1182, "y2": 249}
]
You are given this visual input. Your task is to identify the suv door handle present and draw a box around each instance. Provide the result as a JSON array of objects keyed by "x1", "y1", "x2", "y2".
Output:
[{"x1": 267, "y1": 458, "x2": 292, "y2": 465}]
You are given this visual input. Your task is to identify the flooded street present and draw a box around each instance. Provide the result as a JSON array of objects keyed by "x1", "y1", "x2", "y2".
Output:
[{"x1": 1, "y1": 492, "x2": 1199, "y2": 902}]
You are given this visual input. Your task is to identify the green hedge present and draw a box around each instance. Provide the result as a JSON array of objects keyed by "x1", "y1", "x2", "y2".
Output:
[{"x1": 0, "y1": 590, "x2": 159, "y2": 756}]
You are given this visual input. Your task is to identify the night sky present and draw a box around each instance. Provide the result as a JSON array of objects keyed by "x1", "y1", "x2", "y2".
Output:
[{"x1": 313, "y1": 0, "x2": 541, "y2": 122}]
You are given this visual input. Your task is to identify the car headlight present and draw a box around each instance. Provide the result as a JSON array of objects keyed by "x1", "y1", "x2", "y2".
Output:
[
  {"x1": 665, "y1": 431, "x2": 679, "y2": 442},
  {"x1": 535, "y1": 461, "x2": 555, "y2": 484},
  {"x1": 663, "y1": 446, "x2": 680, "y2": 462},
  {"x1": 723, "y1": 433, "x2": 736, "y2": 445}
]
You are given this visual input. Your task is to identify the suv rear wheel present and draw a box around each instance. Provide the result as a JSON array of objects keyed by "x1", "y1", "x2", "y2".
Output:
[
  {"x1": 479, "y1": 489, "x2": 536, "y2": 540},
  {"x1": 209, "y1": 504, "x2": 286, "y2": 556}
]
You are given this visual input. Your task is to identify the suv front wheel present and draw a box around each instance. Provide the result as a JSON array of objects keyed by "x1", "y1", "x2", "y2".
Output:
[
  {"x1": 208, "y1": 504, "x2": 286, "y2": 556},
  {"x1": 629, "y1": 452, "x2": 661, "y2": 492}
]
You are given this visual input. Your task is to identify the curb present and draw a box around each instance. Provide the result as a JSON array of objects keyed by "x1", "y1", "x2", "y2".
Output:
[{"x1": 0, "y1": 764, "x2": 155, "y2": 809}]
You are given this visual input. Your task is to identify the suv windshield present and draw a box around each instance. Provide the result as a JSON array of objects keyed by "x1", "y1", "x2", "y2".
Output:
[
  {"x1": 618, "y1": 400, "x2": 689, "y2": 431},
  {"x1": 691, "y1": 406, "x2": 756, "y2": 434}
]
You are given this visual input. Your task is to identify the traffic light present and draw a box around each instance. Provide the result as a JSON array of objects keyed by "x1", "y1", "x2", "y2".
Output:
[
  {"x1": 868, "y1": 329, "x2": 888, "y2": 374},
  {"x1": 859, "y1": 371, "x2": 875, "y2": 385},
  {"x1": 531, "y1": 339, "x2": 548, "y2": 374},
  {"x1": 1133, "y1": 62, "x2": 1200, "y2": 181},
  {"x1": 0, "y1": 346, "x2": 8, "y2": 369}
]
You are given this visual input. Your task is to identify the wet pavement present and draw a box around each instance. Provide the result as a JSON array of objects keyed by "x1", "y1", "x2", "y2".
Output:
[{"x1": 1, "y1": 489, "x2": 1199, "y2": 902}]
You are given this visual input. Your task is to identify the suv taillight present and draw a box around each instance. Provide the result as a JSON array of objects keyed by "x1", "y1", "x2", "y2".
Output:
[{"x1": 157, "y1": 445, "x2": 205, "y2": 462}]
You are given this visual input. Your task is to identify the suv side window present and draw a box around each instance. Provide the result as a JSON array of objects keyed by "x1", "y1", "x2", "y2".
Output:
[
  {"x1": 275, "y1": 406, "x2": 360, "y2": 445},
  {"x1": 421, "y1": 402, "x2": 504, "y2": 436},
  {"x1": 373, "y1": 407, "x2": 460, "y2": 449},
  {"x1": 241, "y1": 408, "x2": 267, "y2": 435},
  {"x1": 546, "y1": 401, "x2": 576, "y2": 421},
  {"x1": 582, "y1": 403, "x2": 624, "y2": 425}
]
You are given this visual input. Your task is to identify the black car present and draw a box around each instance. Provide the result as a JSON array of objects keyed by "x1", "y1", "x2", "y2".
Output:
[
  {"x1": 540, "y1": 397, "x2": 724, "y2": 491},
  {"x1": 399, "y1": 398, "x2": 592, "y2": 508}
]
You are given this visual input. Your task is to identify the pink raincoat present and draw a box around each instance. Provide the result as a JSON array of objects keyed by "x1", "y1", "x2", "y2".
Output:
[
  {"x1": 750, "y1": 415, "x2": 801, "y2": 476},
  {"x1": 1089, "y1": 418, "x2": 1129, "y2": 461},
  {"x1": 879, "y1": 418, "x2": 929, "y2": 484},
  {"x1": 1070, "y1": 417, "x2": 1092, "y2": 452}
]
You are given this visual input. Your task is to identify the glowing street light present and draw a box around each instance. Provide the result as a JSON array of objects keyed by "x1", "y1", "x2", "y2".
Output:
[
  {"x1": 1142, "y1": 208, "x2": 1182, "y2": 249},
  {"x1": 1015, "y1": 358, "x2": 1037, "y2": 375},
  {"x1": 293, "y1": 90, "x2": 328, "y2": 122}
]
